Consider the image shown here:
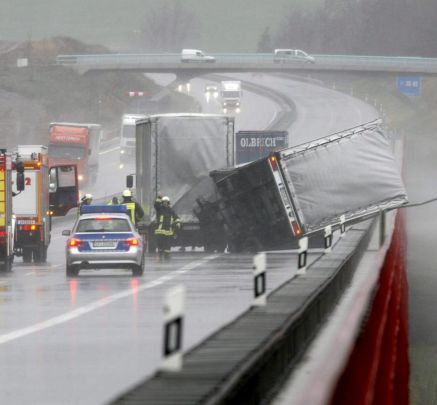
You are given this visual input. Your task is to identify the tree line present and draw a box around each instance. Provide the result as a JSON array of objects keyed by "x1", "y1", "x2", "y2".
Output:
[{"x1": 259, "y1": 0, "x2": 437, "y2": 57}]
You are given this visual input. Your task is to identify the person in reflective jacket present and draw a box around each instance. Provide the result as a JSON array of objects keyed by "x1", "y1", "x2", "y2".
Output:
[
  {"x1": 80, "y1": 193, "x2": 93, "y2": 207},
  {"x1": 108, "y1": 196, "x2": 120, "y2": 205},
  {"x1": 121, "y1": 189, "x2": 144, "y2": 226},
  {"x1": 154, "y1": 195, "x2": 181, "y2": 259}
]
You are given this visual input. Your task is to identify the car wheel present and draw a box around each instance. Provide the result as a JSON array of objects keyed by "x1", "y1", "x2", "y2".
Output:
[
  {"x1": 66, "y1": 264, "x2": 79, "y2": 277},
  {"x1": 132, "y1": 264, "x2": 144, "y2": 277}
]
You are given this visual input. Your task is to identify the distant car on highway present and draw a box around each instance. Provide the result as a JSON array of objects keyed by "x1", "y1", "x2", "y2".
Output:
[
  {"x1": 181, "y1": 49, "x2": 216, "y2": 63},
  {"x1": 273, "y1": 49, "x2": 315, "y2": 64},
  {"x1": 204, "y1": 84, "x2": 219, "y2": 98},
  {"x1": 63, "y1": 205, "x2": 145, "y2": 277}
]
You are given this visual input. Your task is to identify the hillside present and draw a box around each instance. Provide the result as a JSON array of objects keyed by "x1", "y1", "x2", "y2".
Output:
[{"x1": 0, "y1": 37, "x2": 197, "y2": 150}]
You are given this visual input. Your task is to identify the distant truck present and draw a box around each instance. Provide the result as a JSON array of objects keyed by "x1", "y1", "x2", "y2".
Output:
[
  {"x1": 48, "y1": 122, "x2": 102, "y2": 185},
  {"x1": 12, "y1": 145, "x2": 79, "y2": 263},
  {"x1": 119, "y1": 114, "x2": 146, "y2": 164},
  {"x1": 129, "y1": 113, "x2": 235, "y2": 252},
  {"x1": 221, "y1": 81, "x2": 242, "y2": 113},
  {"x1": 208, "y1": 121, "x2": 408, "y2": 252}
]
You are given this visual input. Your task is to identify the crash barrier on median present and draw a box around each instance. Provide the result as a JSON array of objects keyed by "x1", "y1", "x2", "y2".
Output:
[
  {"x1": 329, "y1": 210, "x2": 408, "y2": 405},
  {"x1": 111, "y1": 219, "x2": 375, "y2": 405}
]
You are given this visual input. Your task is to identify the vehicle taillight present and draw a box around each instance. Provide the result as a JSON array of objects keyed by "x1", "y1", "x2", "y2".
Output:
[
  {"x1": 21, "y1": 225, "x2": 38, "y2": 231},
  {"x1": 68, "y1": 238, "x2": 83, "y2": 248},
  {"x1": 291, "y1": 221, "x2": 302, "y2": 236},
  {"x1": 125, "y1": 238, "x2": 139, "y2": 247},
  {"x1": 269, "y1": 155, "x2": 279, "y2": 171},
  {"x1": 0, "y1": 230, "x2": 6, "y2": 239}
]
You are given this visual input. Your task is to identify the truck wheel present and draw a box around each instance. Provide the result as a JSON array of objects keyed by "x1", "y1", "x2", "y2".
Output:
[
  {"x1": 23, "y1": 248, "x2": 32, "y2": 263},
  {"x1": 132, "y1": 264, "x2": 144, "y2": 277},
  {"x1": 66, "y1": 265, "x2": 79, "y2": 277},
  {"x1": 0, "y1": 258, "x2": 12, "y2": 272},
  {"x1": 33, "y1": 245, "x2": 47, "y2": 263}
]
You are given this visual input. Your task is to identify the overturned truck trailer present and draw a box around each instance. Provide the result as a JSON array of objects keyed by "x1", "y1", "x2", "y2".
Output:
[
  {"x1": 211, "y1": 120, "x2": 408, "y2": 252},
  {"x1": 134, "y1": 113, "x2": 235, "y2": 252}
]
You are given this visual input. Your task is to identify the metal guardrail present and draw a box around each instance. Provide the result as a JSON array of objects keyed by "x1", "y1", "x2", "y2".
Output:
[{"x1": 55, "y1": 53, "x2": 437, "y2": 74}]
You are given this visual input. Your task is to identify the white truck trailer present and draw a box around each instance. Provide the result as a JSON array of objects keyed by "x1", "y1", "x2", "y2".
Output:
[{"x1": 129, "y1": 113, "x2": 235, "y2": 252}]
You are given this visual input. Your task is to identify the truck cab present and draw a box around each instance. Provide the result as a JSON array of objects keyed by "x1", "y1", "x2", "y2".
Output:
[
  {"x1": 13, "y1": 145, "x2": 80, "y2": 263},
  {"x1": 48, "y1": 122, "x2": 102, "y2": 186},
  {"x1": 220, "y1": 81, "x2": 242, "y2": 113},
  {"x1": 0, "y1": 150, "x2": 19, "y2": 271},
  {"x1": 119, "y1": 114, "x2": 146, "y2": 164}
]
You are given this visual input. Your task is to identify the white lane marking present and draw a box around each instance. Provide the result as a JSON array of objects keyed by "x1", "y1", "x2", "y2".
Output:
[
  {"x1": 0, "y1": 255, "x2": 218, "y2": 345},
  {"x1": 25, "y1": 272, "x2": 35, "y2": 276},
  {"x1": 99, "y1": 146, "x2": 120, "y2": 155}
]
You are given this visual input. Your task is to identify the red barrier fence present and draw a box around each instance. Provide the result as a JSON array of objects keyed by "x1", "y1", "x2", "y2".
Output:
[{"x1": 329, "y1": 210, "x2": 409, "y2": 405}]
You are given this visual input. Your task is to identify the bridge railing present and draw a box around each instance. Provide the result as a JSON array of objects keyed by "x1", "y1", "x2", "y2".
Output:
[{"x1": 55, "y1": 52, "x2": 437, "y2": 75}]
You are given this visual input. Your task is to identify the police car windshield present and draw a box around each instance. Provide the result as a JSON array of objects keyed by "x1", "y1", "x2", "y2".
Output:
[{"x1": 76, "y1": 218, "x2": 131, "y2": 232}]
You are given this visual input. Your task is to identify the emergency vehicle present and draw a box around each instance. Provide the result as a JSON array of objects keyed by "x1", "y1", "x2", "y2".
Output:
[
  {"x1": 0, "y1": 149, "x2": 23, "y2": 271},
  {"x1": 48, "y1": 123, "x2": 102, "y2": 186},
  {"x1": 13, "y1": 145, "x2": 79, "y2": 263}
]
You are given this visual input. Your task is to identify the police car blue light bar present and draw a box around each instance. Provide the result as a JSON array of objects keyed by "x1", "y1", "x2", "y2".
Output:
[{"x1": 80, "y1": 205, "x2": 128, "y2": 215}]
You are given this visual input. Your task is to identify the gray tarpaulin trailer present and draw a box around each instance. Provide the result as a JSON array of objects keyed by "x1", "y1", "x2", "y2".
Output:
[
  {"x1": 134, "y1": 113, "x2": 234, "y2": 252},
  {"x1": 211, "y1": 120, "x2": 408, "y2": 252}
]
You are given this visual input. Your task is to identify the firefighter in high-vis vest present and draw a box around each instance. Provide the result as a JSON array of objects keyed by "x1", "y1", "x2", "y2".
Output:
[
  {"x1": 121, "y1": 189, "x2": 144, "y2": 226},
  {"x1": 108, "y1": 196, "x2": 120, "y2": 205},
  {"x1": 154, "y1": 195, "x2": 181, "y2": 259}
]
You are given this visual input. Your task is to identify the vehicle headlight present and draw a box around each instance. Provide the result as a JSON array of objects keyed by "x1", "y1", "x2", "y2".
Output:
[
  {"x1": 78, "y1": 174, "x2": 84, "y2": 181},
  {"x1": 120, "y1": 149, "x2": 125, "y2": 154}
]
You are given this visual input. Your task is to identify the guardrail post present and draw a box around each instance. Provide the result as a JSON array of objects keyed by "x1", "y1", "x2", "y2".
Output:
[
  {"x1": 379, "y1": 211, "x2": 386, "y2": 248},
  {"x1": 297, "y1": 237, "x2": 308, "y2": 275},
  {"x1": 253, "y1": 252, "x2": 267, "y2": 307},
  {"x1": 340, "y1": 215, "x2": 346, "y2": 237},
  {"x1": 324, "y1": 225, "x2": 333, "y2": 253},
  {"x1": 160, "y1": 285, "x2": 185, "y2": 372}
]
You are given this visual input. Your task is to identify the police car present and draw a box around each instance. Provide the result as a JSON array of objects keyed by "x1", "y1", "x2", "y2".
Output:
[{"x1": 62, "y1": 205, "x2": 145, "y2": 277}]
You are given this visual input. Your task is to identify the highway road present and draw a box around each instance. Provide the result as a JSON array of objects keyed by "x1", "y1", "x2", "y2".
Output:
[{"x1": 0, "y1": 73, "x2": 378, "y2": 404}]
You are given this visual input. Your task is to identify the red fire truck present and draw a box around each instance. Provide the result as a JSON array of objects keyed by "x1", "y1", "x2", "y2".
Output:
[
  {"x1": 0, "y1": 149, "x2": 25, "y2": 271},
  {"x1": 12, "y1": 145, "x2": 79, "y2": 263}
]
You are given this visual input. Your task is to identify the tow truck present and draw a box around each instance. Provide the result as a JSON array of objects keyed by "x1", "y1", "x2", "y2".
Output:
[{"x1": 12, "y1": 145, "x2": 80, "y2": 263}]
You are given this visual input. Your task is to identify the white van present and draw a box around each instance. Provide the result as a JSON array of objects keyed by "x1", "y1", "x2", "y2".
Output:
[
  {"x1": 273, "y1": 49, "x2": 315, "y2": 64},
  {"x1": 181, "y1": 49, "x2": 216, "y2": 63}
]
